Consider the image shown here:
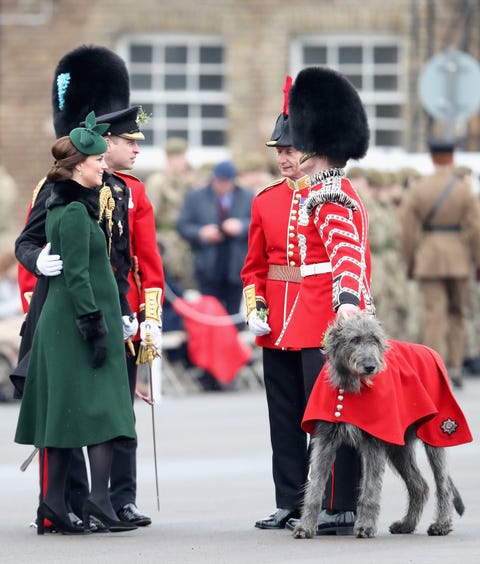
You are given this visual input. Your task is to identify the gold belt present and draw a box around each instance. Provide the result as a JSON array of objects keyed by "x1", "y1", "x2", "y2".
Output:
[{"x1": 268, "y1": 264, "x2": 302, "y2": 283}]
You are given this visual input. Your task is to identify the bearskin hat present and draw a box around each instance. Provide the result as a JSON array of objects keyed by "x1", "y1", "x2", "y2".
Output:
[
  {"x1": 288, "y1": 67, "x2": 369, "y2": 162},
  {"x1": 52, "y1": 45, "x2": 130, "y2": 138}
]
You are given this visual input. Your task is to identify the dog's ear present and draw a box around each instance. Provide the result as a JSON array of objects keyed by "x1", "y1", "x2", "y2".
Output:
[{"x1": 324, "y1": 322, "x2": 342, "y2": 357}]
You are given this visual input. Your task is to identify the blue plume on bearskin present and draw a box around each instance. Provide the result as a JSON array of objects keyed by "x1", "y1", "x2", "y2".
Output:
[{"x1": 52, "y1": 44, "x2": 130, "y2": 138}]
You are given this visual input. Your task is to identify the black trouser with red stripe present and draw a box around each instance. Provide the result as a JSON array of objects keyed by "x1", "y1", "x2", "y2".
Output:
[{"x1": 263, "y1": 346, "x2": 360, "y2": 512}]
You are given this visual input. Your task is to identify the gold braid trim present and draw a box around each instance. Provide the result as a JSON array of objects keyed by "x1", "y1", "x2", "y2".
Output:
[
  {"x1": 98, "y1": 184, "x2": 115, "y2": 255},
  {"x1": 145, "y1": 288, "x2": 163, "y2": 325},
  {"x1": 243, "y1": 284, "x2": 257, "y2": 318}
]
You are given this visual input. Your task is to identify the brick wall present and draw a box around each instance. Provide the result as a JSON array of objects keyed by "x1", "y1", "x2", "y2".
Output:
[{"x1": 0, "y1": 0, "x2": 478, "y2": 234}]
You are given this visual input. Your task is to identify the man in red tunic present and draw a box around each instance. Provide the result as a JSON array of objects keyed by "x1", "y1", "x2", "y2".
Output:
[
  {"x1": 241, "y1": 77, "x2": 311, "y2": 529},
  {"x1": 276, "y1": 67, "x2": 372, "y2": 534}
]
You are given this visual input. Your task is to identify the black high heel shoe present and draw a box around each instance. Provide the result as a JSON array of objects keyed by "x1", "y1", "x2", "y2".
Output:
[
  {"x1": 37, "y1": 502, "x2": 88, "y2": 535},
  {"x1": 82, "y1": 499, "x2": 138, "y2": 533}
]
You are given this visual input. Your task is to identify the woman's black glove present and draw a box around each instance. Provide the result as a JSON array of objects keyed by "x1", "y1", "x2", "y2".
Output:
[
  {"x1": 92, "y1": 337, "x2": 107, "y2": 368},
  {"x1": 75, "y1": 311, "x2": 108, "y2": 368}
]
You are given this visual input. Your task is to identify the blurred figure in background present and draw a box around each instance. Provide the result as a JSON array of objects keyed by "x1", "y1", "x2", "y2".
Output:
[
  {"x1": 0, "y1": 250, "x2": 21, "y2": 319},
  {"x1": 402, "y1": 139, "x2": 480, "y2": 388},
  {"x1": 177, "y1": 160, "x2": 253, "y2": 316},
  {"x1": 364, "y1": 169, "x2": 410, "y2": 341},
  {"x1": 146, "y1": 138, "x2": 196, "y2": 290},
  {"x1": 0, "y1": 165, "x2": 16, "y2": 253},
  {"x1": 237, "y1": 153, "x2": 273, "y2": 192}
]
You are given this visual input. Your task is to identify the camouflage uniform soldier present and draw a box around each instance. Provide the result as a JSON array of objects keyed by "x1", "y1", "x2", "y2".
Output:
[
  {"x1": 363, "y1": 170, "x2": 410, "y2": 341},
  {"x1": 145, "y1": 138, "x2": 196, "y2": 289},
  {"x1": 0, "y1": 165, "x2": 16, "y2": 251},
  {"x1": 402, "y1": 140, "x2": 480, "y2": 388}
]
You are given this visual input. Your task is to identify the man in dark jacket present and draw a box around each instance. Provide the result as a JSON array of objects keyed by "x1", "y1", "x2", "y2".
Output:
[{"x1": 177, "y1": 160, "x2": 253, "y2": 316}]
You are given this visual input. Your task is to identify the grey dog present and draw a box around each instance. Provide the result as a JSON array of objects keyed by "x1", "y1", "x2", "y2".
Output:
[{"x1": 293, "y1": 313, "x2": 465, "y2": 539}]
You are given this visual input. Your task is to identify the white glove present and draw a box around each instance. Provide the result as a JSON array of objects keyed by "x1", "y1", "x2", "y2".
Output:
[
  {"x1": 247, "y1": 310, "x2": 271, "y2": 336},
  {"x1": 122, "y1": 315, "x2": 139, "y2": 340},
  {"x1": 140, "y1": 320, "x2": 162, "y2": 353},
  {"x1": 36, "y1": 242, "x2": 63, "y2": 276}
]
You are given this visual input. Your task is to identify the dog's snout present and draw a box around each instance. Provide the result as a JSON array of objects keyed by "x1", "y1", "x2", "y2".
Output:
[{"x1": 363, "y1": 364, "x2": 376, "y2": 374}]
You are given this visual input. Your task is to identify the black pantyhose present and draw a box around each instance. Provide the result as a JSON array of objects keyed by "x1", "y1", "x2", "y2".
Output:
[{"x1": 87, "y1": 441, "x2": 117, "y2": 520}]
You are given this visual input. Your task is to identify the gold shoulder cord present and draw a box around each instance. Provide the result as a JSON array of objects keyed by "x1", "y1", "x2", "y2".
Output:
[{"x1": 98, "y1": 184, "x2": 115, "y2": 255}]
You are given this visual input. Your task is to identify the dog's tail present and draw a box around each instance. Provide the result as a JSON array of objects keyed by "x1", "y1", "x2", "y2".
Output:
[{"x1": 449, "y1": 477, "x2": 465, "y2": 516}]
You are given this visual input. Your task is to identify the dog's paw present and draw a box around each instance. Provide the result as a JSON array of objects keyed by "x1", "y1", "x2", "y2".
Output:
[
  {"x1": 427, "y1": 521, "x2": 453, "y2": 536},
  {"x1": 354, "y1": 524, "x2": 376, "y2": 538},
  {"x1": 292, "y1": 525, "x2": 314, "y2": 539},
  {"x1": 389, "y1": 520, "x2": 415, "y2": 534}
]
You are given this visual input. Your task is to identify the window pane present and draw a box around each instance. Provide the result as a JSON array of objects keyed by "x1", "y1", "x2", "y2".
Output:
[
  {"x1": 201, "y1": 104, "x2": 225, "y2": 118},
  {"x1": 165, "y1": 46, "x2": 187, "y2": 64},
  {"x1": 303, "y1": 46, "x2": 327, "y2": 64},
  {"x1": 376, "y1": 105, "x2": 402, "y2": 118},
  {"x1": 200, "y1": 46, "x2": 223, "y2": 64},
  {"x1": 376, "y1": 129, "x2": 402, "y2": 146},
  {"x1": 199, "y1": 74, "x2": 223, "y2": 90},
  {"x1": 130, "y1": 45, "x2": 152, "y2": 63},
  {"x1": 339, "y1": 46, "x2": 362, "y2": 64},
  {"x1": 141, "y1": 128, "x2": 154, "y2": 145},
  {"x1": 167, "y1": 129, "x2": 188, "y2": 139},
  {"x1": 127, "y1": 37, "x2": 227, "y2": 153},
  {"x1": 345, "y1": 74, "x2": 363, "y2": 89},
  {"x1": 374, "y1": 75, "x2": 398, "y2": 90},
  {"x1": 202, "y1": 130, "x2": 225, "y2": 146},
  {"x1": 131, "y1": 73, "x2": 152, "y2": 89},
  {"x1": 374, "y1": 46, "x2": 398, "y2": 64},
  {"x1": 167, "y1": 104, "x2": 189, "y2": 118},
  {"x1": 165, "y1": 74, "x2": 187, "y2": 89}
]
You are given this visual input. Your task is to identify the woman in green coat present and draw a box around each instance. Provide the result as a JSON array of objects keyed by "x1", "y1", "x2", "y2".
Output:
[{"x1": 15, "y1": 113, "x2": 136, "y2": 534}]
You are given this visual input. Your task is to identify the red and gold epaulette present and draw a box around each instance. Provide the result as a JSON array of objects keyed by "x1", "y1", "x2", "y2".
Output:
[
  {"x1": 255, "y1": 177, "x2": 285, "y2": 197},
  {"x1": 31, "y1": 177, "x2": 47, "y2": 207},
  {"x1": 114, "y1": 171, "x2": 141, "y2": 182},
  {"x1": 114, "y1": 171, "x2": 144, "y2": 190}
]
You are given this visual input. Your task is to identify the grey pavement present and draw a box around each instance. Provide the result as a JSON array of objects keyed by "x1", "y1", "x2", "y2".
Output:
[{"x1": 1, "y1": 375, "x2": 479, "y2": 564}]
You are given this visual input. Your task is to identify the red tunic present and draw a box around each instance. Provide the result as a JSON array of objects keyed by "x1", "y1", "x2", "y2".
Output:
[
  {"x1": 302, "y1": 340, "x2": 473, "y2": 447},
  {"x1": 241, "y1": 176, "x2": 310, "y2": 349},
  {"x1": 17, "y1": 180, "x2": 46, "y2": 313},
  {"x1": 277, "y1": 172, "x2": 373, "y2": 349},
  {"x1": 18, "y1": 262, "x2": 36, "y2": 313},
  {"x1": 117, "y1": 172, "x2": 165, "y2": 338}
]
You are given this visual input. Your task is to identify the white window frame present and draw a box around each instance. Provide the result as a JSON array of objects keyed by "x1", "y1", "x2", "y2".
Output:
[
  {"x1": 290, "y1": 35, "x2": 406, "y2": 148},
  {"x1": 117, "y1": 34, "x2": 230, "y2": 170}
]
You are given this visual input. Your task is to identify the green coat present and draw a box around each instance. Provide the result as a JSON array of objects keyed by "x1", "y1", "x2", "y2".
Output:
[{"x1": 15, "y1": 180, "x2": 135, "y2": 448}]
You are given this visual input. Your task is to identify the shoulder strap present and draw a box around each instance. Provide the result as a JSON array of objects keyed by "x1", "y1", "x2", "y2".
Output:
[
  {"x1": 31, "y1": 177, "x2": 48, "y2": 208},
  {"x1": 423, "y1": 176, "x2": 457, "y2": 227}
]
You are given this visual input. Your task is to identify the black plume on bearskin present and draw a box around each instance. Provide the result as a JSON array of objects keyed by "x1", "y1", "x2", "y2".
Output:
[
  {"x1": 289, "y1": 66, "x2": 369, "y2": 162},
  {"x1": 52, "y1": 44, "x2": 130, "y2": 138}
]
